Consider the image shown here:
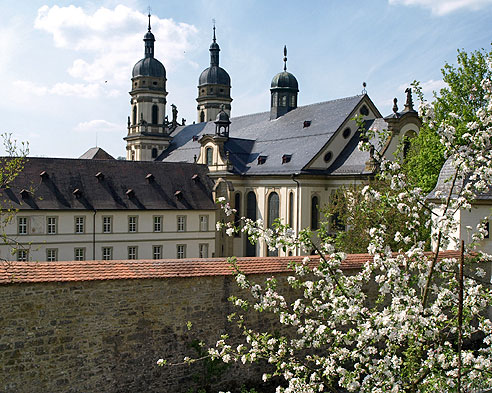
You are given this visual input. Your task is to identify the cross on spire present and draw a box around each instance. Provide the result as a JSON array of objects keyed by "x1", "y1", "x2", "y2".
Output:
[
  {"x1": 212, "y1": 19, "x2": 216, "y2": 42},
  {"x1": 147, "y1": 6, "x2": 152, "y2": 31},
  {"x1": 283, "y1": 45, "x2": 287, "y2": 71}
]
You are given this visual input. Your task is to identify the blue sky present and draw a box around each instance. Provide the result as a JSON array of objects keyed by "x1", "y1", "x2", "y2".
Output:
[{"x1": 1, "y1": 0, "x2": 492, "y2": 158}]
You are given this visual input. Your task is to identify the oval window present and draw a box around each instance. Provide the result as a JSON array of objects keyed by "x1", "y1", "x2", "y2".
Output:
[
  {"x1": 343, "y1": 128, "x2": 351, "y2": 139},
  {"x1": 324, "y1": 151, "x2": 333, "y2": 163}
]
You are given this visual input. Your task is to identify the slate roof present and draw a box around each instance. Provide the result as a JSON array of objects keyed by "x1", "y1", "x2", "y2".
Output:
[
  {"x1": 428, "y1": 158, "x2": 492, "y2": 201},
  {"x1": 0, "y1": 250, "x2": 462, "y2": 284},
  {"x1": 79, "y1": 147, "x2": 115, "y2": 160},
  {"x1": 159, "y1": 95, "x2": 381, "y2": 176},
  {"x1": 0, "y1": 158, "x2": 215, "y2": 211}
]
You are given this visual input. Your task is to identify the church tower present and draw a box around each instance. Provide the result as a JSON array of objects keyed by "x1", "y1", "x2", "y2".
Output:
[
  {"x1": 125, "y1": 14, "x2": 171, "y2": 161},
  {"x1": 196, "y1": 26, "x2": 232, "y2": 123},
  {"x1": 270, "y1": 46, "x2": 298, "y2": 120}
]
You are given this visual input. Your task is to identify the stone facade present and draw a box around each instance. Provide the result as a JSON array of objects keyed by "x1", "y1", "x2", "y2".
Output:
[{"x1": 0, "y1": 276, "x2": 272, "y2": 393}]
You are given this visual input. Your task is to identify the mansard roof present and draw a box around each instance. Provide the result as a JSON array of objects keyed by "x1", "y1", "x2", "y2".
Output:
[
  {"x1": 159, "y1": 95, "x2": 385, "y2": 176},
  {"x1": 0, "y1": 158, "x2": 215, "y2": 211}
]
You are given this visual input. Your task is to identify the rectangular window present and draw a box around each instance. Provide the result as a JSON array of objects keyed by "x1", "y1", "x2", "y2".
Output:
[
  {"x1": 199, "y1": 215, "x2": 209, "y2": 232},
  {"x1": 75, "y1": 216, "x2": 85, "y2": 234},
  {"x1": 128, "y1": 246, "x2": 138, "y2": 260},
  {"x1": 199, "y1": 243, "x2": 208, "y2": 259},
  {"x1": 102, "y1": 216, "x2": 112, "y2": 233},
  {"x1": 102, "y1": 247, "x2": 112, "y2": 260},
  {"x1": 177, "y1": 244, "x2": 186, "y2": 259},
  {"x1": 153, "y1": 245, "x2": 162, "y2": 260},
  {"x1": 47, "y1": 217, "x2": 57, "y2": 235},
  {"x1": 128, "y1": 216, "x2": 137, "y2": 233},
  {"x1": 177, "y1": 215, "x2": 186, "y2": 232},
  {"x1": 46, "y1": 248, "x2": 58, "y2": 262},
  {"x1": 74, "y1": 248, "x2": 85, "y2": 261},
  {"x1": 18, "y1": 217, "x2": 28, "y2": 235},
  {"x1": 153, "y1": 216, "x2": 163, "y2": 232},
  {"x1": 17, "y1": 249, "x2": 28, "y2": 262}
]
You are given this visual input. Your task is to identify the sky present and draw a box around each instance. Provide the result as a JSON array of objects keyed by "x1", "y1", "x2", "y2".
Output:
[{"x1": 1, "y1": 0, "x2": 492, "y2": 159}]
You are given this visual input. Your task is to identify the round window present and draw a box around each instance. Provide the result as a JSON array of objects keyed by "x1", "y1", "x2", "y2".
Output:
[
  {"x1": 360, "y1": 105, "x2": 369, "y2": 116},
  {"x1": 343, "y1": 128, "x2": 351, "y2": 139},
  {"x1": 324, "y1": 151, "x2": 333, "y2": 163},
  {"x1": 153, "y1": 81, "x2": 157, "y2": 86}
]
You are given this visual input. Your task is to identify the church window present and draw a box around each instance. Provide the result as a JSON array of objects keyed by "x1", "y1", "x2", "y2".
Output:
[
  {"x1": 131, "y1": 151, "x2": 136, "y2": 161},
  {"x1": 246, "y1": 191, "x2": 257, "y2": 257},
  {"x1": 234, "y1": 193, "x2": 241, "y2": 237},
  {"x1": 152, "y1": 148, "x2": 158, "y2": 158},
  {"x1": 200, "y1": 111, "x2": 205, "y2": 123},
  {"x1": 132, "y1": 106, "x2": 137, "y2": 125},
  {"x1": 220, "y1": 88, "x2": 224, "y2": 93},
  {"x1": 142, "y1": 80, "x2": 146, "y2": 85},
  {"x1": 324, "y1": 151, "x2": 333, "y2": 163},
  {"x1": 152, "y1": 105, "x2": 159, "y2": 124},
  {"x1": 201, "y1": 89, "x2": 205, "y2": 93},
  {"x1": 281, "y1": 95, "x2": 287, "y2": 107},
  {"x1": 206, "y1": 147, "x2": 213, "y2": 166},
  {"x1": 360, "y1": 105, "x2": 369, "y2": 116},
  {"x1": 210, "y1": 88, "x2": 214, "y2": 93},
  {"x1": 153, "y1": 81, "x2": 157, "y2": 86},
  {"x1": 343, "y1": 127, "x2": 351, "y2": 139},
  {"x1": 267, "y1": 192, "x2": 279, "y2": 256},
  {"x1": 134, "y1": 82, "x2": 138, "y2": 87},
  {"x1": 311, "y1": 195, "x2": 319, "y2": 230},
  {"x1": 289, "y1": 191, "x2": 294, "y2": 228},
  {"x1": 290, "y1": 95, "x2": 296, "y2": 107}
]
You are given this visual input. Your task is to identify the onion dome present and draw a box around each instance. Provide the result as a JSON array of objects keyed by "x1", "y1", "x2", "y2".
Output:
[
  {"x1": 198, "y1": 26, "x2": 231, "y2": 86},
  {"x1": 271, "y1": 71, "x2": 299, "y2": 91},
  {"x1": 132, "y1": 13, "x2": 166, "y2": 78},
  {"x1": 271, "y1": 46, "x2": 298, "y2": 91}
]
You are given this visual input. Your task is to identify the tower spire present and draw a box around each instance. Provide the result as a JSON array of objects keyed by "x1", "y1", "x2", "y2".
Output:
[
  {"x1": 209, "y1": 21, "x2": 220, "y2": 66},
  {"x1": 143, "y1": 9, "x2": 155, "y2": 58},
  {"x1": 283, "y1": 45, "x2": 287, "y2": 71}
]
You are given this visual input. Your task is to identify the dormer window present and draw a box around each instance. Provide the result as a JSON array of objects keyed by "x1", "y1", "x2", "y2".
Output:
[
  {"x1": 192, "y1": 135, "x2": 199, "y2": 142},
  {"x1": 282, "y1": 154, "x2": 292, "y2": 164},
  {"x1": 258, "y1": 155, "x2": 267, "y2": 165},
  {"x1": 303, "y1": 121, "x2": 311, "y2": 128},
  {"x1": 206, "y1": 147, "x2": 213, "y2": 166}
]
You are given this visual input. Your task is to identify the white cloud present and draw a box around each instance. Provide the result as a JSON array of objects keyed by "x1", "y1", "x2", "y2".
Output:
[
  {"x1": 33, "y1": 4, "x2": 198, "y2": 90},
  {"x1": 398, "y1": 79, "x2": 447, "y2": 98},
  {"x1": 389, "y1": 0, "x2": 492, "y2": 15},
  {"x1": 75, "y1": 119, "x2": 122, "y2": 133},
  {"x1": 13, "y1": 80, "x2": 102, "y2": 98}
]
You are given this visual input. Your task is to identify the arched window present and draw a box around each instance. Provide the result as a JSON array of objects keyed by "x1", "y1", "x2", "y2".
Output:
[
  {"x1": 281, "y1": 95, "x2": 287, "y2": 107},
  {"x1": 311, "y1": 195, "x2": 319, "y2": 230},
  {"x1": 267, "y1": 192, "x2": 279, "y2": 256},
  {"x1": 206, "y1": 147, "x2": 213, "y2": 166},
  {"x1": 246, "y1": 191, "x2": 257, "y2": 257},
  {"x1": 288, "y1": 191, "x2": 294, "y2": 228},
  {"x1": 200, "y1": 111, "x2": 205, "y2": 123},
  {"x1": 290, "y1": 95, "x2": 296, "y2": 107},
  {"x1": 131, "y1": 150, "x2": 135, "y2": 161},
  {"x1": 234, "y1": 192, "x2": 241, "y2": 237},
  {"x1": 151, "y1": 148, "x2": 158, "y2": 158},
  {"x1": 132, "y1": 106, "x2": 137, "y2": 125},
  {"x1": 152, "y1": 105, "x2": 159, "y2": 124}
]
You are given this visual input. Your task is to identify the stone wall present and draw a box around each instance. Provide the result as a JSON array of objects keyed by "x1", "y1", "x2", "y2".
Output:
[{"x1": 0, "y1": 275, "x2": 278, "y2": 393}]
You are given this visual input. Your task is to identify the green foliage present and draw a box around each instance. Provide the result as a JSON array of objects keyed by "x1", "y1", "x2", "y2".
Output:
[
  {"x1": 325, "y1": 178, "x2": 431, "y2": 254},
  {"x1": 404, "y1": 46, "x2": 492, "y2": 193}
]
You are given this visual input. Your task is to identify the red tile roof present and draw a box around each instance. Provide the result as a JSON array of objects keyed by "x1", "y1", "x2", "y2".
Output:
[{"x1": 0, "y1": 251, "x2": 462, "y2": 284}]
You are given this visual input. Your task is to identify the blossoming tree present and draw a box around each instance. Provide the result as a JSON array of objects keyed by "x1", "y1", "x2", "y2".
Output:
[{"x1": 160, "y1": 57, "x2": 492, "y2": 393}]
